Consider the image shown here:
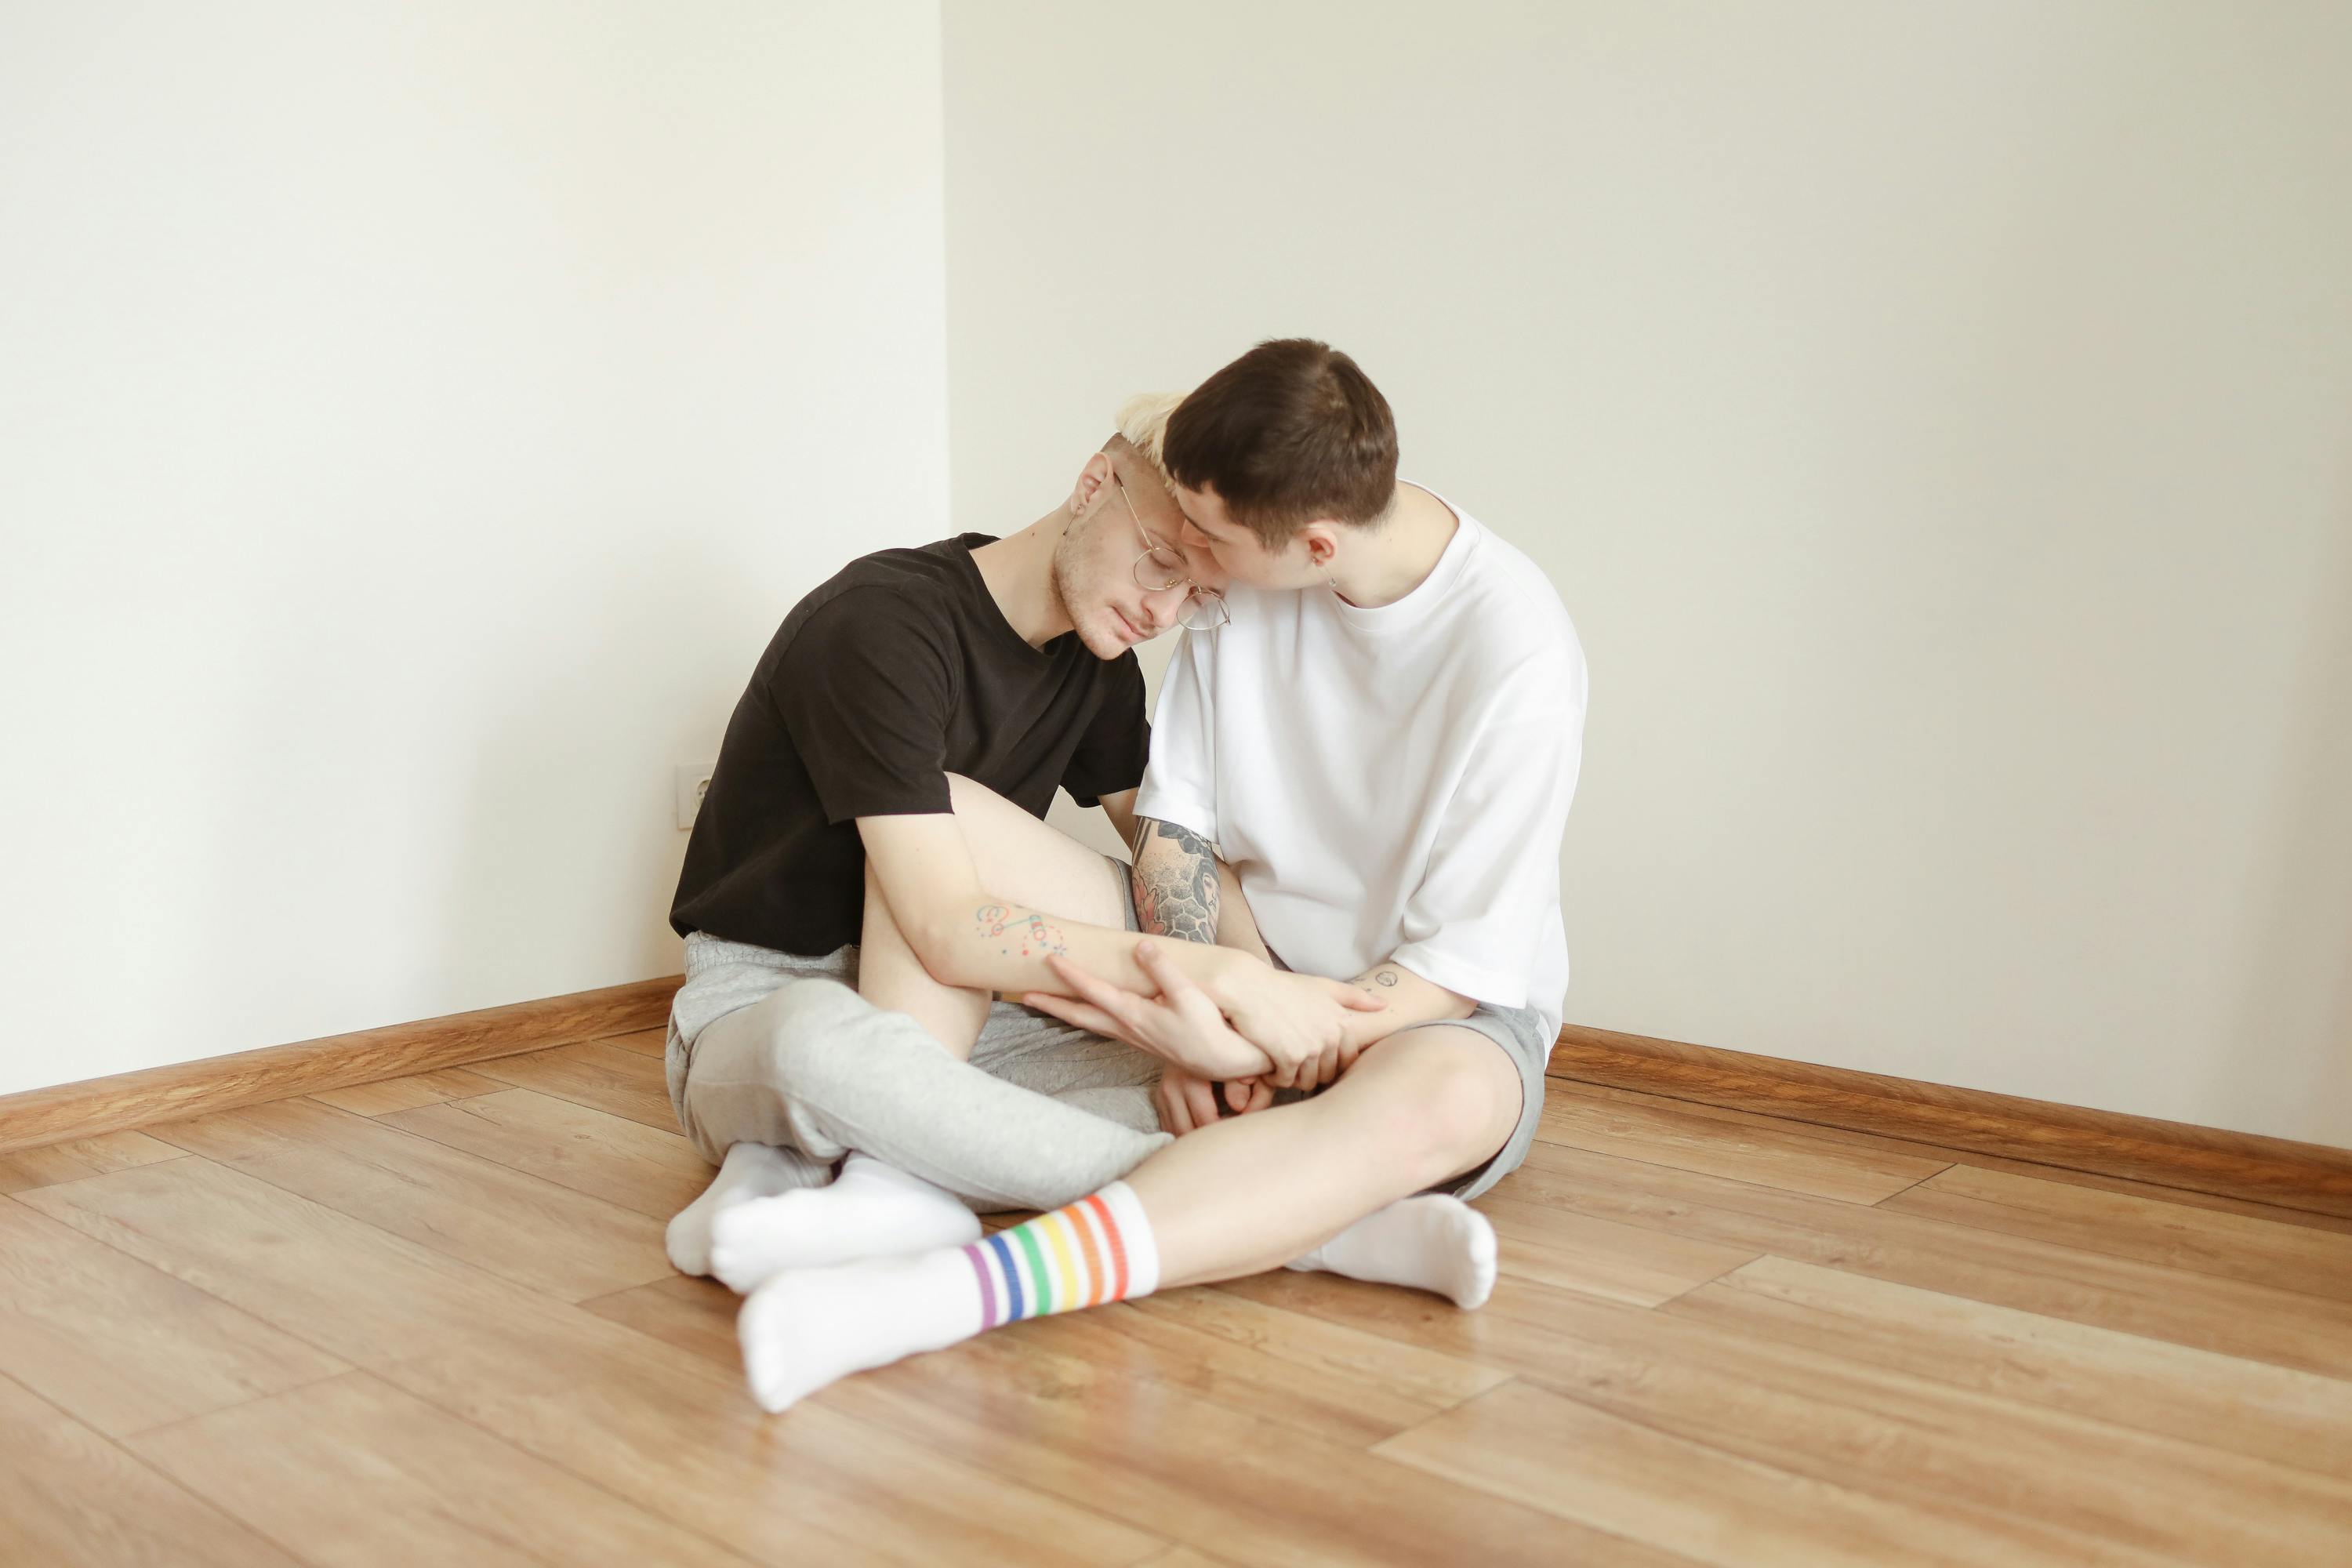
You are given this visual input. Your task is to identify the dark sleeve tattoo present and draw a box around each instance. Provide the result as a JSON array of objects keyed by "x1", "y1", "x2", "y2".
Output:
[{"x1": 1131, "y1": 818, "x2": 1220, "y2": 946}]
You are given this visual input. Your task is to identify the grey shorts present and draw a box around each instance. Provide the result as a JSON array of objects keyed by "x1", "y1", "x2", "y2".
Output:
[
  {"x1": 1263, "y1": 948, "x2": 1554, "y2": 1202},
  {"x1": 1396, "y1": 1002, "x2": 1555, "y2": 1202},
  {"x1": 666, "y1": 851, "x2": 1551, "y2": 1203},
  {"x1": 664, "y1": 853, "x2": 1149, "y2": 1140}
]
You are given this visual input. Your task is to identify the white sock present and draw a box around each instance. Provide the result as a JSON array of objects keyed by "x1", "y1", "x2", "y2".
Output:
[
  {"x1": 1286, "y1": 1194, "x2": 1497, "y2": 1309},
  {"x1": 709, "y1": 1152, "x2": 981, "y2": 1294},
  {"x1": 666, "y1": 1142, "x2": 829, "y2": 1276},
  {"x1": 739, "y1": 1180, "x2": 1159, "y2": 1414}
]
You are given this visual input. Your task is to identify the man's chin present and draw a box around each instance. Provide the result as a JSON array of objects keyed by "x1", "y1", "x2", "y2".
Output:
[{"x1": 1083, "y1": 610, "x2": 1145, "y2": 658}]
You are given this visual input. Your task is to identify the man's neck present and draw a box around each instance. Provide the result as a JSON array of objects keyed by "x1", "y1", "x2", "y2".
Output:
[
  {"x1": 1330, "y1": 484, "x2": 1460, "y2": 608},
  {"x1": 969, "y1": 509, "x2": 1075, "y2": 648}
]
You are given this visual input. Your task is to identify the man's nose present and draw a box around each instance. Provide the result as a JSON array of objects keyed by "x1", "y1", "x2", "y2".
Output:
[{"x1": 1142, "y1": 580, "x2": 1192, "y2": 630}]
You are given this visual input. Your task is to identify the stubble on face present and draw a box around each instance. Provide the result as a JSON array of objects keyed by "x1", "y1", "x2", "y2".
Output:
[{"x1": 1051, "y1": 507, "x2": 1131, "y2": 659}]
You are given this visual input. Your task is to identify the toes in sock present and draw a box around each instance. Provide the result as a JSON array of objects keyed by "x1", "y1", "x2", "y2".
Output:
[
  {"x1": 666, "y1": 1142, "x2": 827, "y2": 1276},
  {"x1": 710, "y1": 1153, "x2": 980, "y2": 1294},
  {"x1": 739, "y1": 1249, "x2": 981, "y2": 1413},
  {"x1": 1287, "y1": 1194, "x2": 1498, "y2": 1310}
]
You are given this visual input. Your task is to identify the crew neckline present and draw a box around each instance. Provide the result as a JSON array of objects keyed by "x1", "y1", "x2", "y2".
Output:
[
  {"x1": 1326, "y1": 485, "x2": 1479, "y2": 636},
  {"x1": 952, "y1": 532, "x2": 1058, "y2": 668}
]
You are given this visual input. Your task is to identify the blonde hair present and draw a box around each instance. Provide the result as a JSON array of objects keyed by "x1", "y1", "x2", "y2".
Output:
[{"x1": 1112, "y1": 391, "x2": 1187, "y2": 488}]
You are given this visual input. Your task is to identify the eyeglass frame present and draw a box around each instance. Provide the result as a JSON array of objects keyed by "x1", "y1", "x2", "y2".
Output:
[{"x1": 1112, "y1": 475, "x2": 1230, "y2": 633}]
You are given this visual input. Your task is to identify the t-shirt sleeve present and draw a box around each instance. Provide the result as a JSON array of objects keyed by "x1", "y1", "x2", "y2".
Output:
[
  {"x1": 768, "y1": 587, "x2": 956, "y2": 824},
  {"x1": 1132, "y1": 629, "x2": 1219, "y2": 843},
  {"x1": 1390, "y1": 681, "x2": 1584, "y2": 1009},
  {"x1": 1060, "y1": 652, "x2": 1150, "y2": 808}
]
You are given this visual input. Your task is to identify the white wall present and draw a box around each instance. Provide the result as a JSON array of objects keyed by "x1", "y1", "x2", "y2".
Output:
[
  {"x1": 0, "y1": 1, "x2": 949, "y2": 1096},
  {"x1": 942, "y1": 2, "x2": 2352, "y2": 1145}
]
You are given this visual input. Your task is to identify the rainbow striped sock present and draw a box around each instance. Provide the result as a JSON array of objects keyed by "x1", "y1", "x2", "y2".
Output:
[{"x1": 959, "y1": 1180, "x2": 1162, "y2": 1330}]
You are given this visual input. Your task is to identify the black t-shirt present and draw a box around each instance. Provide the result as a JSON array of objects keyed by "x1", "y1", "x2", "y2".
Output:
[{"x1": 670, "y1": 533, "x2": 1149, "y2": 956}]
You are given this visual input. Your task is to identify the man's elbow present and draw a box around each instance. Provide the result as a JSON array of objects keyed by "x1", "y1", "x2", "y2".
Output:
[{"x1": 902, "y1": 906, "x2": 985, "y2": 991}]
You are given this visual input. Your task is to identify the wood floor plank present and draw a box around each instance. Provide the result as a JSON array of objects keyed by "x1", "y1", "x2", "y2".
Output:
[
  {"x1": 1374, "y1": 1378, "x2": 2141, "y2": 1568},
  {"x1": 586, "y1": 1270, "x2": 1501, "y2": 1450},
  {"x1": 17, "y1": 1156, "x2": 591, "y2": 1365},
  {"x1": 129, "y1": 1370, "x2": 758, "y2": 1567},
  {"x1": 1881, "y1": 1162, "x2": 2352, "y2": 1299},
  {"x1": 597, "y1": 1271, "x2": 1660, "y2": 1565},
  {"x1": 1474, "y1": 1189, "x2": 1758, "y2": 1303},
  {"x1": 1666, "y1": 1255, "x2": 2352, "y2": 1481},
  {"x1": 1487, "y1": 1294, "x2": 2352, "y2": 1566},
  {"x1": 599, "y1": 1026, "x2": 670, "y2": 1058},
  {"x1": 471, "y1": 1040, "x2": 680, "y2": 1130},
  {"x1": 378, "y1": 1308, "x2": 1170, "y2": 1568},
  {"x1": 819, "y1": 1326, "x2": 1676, "y2": 1567},
  {"x1": 582, "y1": 1272, "x2": 739, "y2": 1354},
  {"x1": 1548, "y1": 1075, "x2": 2352, "y2": 1236},
  {"x1": 1250, "y1": 1271, "x2": 2352, "y2": 1566},
  {"x1": 308, "y1": 1067, "x2": 504, "y2": 1117},
  {"x1": 0, "y1": 1128, "x2": 183, "y2": 1193},
  {"x1": 0, "y1": 1196, "x2": 346, "y2": 1438},
  {"x1": 1014, "y1": 1301, "x2": 1474, "y2": 1447},
  {"x1": 1123, "y1": 1283, "x2": 1512, "y2": 1410},
  {"x1": 1536, "y1": 1091, "x2": 1950, "y2": 1203},
  {"x1": 0, "y1": 1372, "x2": 305, "y2": 1568},
  {"x1": 151, "y1": 1098, "x2": 673, "y2": 1301},
  {"x1": 1507, "y1": 1138, "x2": 2352, "y2": 1377},
  {"x1": 379, "y1": 1087, "x2": 714, "y2": 1221},
  {"x1": 24, "y1": 1155, "x2": 1155, "y2": 1567}
]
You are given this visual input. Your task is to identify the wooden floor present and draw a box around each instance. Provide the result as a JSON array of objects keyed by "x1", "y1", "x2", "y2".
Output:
[{"x1": 5, "y1": 1029, "x2": 2350, "y2": 1566}]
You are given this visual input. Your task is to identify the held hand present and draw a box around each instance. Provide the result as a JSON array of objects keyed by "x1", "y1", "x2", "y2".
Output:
[
  {"x1": 1214, "y1": 965, "x2": 1387, "y2": 1091},
  {"x1": 1222, "y1": 1075, "x2": 1277, "y2": 1116},
  {"x1": 1152, "y1": 1069, "x2": 1219, "y2": 1134},
  {"x1": 1022, "y1": 942, "x2": 1270, "y2": 1081}
]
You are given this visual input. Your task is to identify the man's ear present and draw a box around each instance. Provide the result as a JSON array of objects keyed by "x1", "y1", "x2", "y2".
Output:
[
  {"x1": 1298, "y1": 522, "x2": 1344, "y2": 570},
  {"x1": 1069, "y1": 452, "x2": 1115, "y2": 517}
]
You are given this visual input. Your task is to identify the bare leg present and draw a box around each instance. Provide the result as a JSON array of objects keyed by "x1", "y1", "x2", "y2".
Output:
[
  {"x1": 1123, "y1": 1026, "x2": 1522, "y2": 1287},
  {"x1": 858, "y1": 774, "x2": 1133, "y2": 1060},
  {"x1": 735, "y1": 1028, "x2": 1523, "y2": 1410}
]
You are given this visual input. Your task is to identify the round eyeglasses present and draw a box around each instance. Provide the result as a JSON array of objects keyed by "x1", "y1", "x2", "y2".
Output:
[{"x1": 1116, "y1": 477, "x2": 1230, "y2": 633}]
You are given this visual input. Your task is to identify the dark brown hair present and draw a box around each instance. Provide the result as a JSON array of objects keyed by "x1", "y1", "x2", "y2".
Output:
[{"x1": 1163, "y1": 339, "x2": 1398, "y2": 544}]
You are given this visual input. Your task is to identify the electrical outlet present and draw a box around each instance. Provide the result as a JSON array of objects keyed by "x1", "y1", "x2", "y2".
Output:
[{"x1": 675, "y1": 762, "x2": 717, "y2": 830}]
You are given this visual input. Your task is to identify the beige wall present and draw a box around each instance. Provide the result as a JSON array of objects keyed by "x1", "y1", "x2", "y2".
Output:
[
  {"x1": 0, "y1": 1, "x2": 949, "y2": 1096},
  {"x1": 943, "y1": 2, "x2": 2352, "y2": 1143}
]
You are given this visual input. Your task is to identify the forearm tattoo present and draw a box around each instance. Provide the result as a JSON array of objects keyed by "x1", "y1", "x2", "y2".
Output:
[
  {"x1": 975, "y1": 904, "x2": 1068, "y2": 959},
  {"x1": 1353, "y1": 965, "x2": 1404, "y2": 998},
  {"x1": 1131, "y1": 818, "x2": 1220, "y2": 946}
]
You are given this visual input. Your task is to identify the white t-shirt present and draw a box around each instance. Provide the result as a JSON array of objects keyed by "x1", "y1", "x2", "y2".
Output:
[{"x1": 1135, "y1": 490, "x2": 1586, "y2": 1036}]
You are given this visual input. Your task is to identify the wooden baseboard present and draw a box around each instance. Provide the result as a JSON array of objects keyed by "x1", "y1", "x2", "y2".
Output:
[
  {"x1": 1550, "y1": 1023, "x2": 2352, "y2": 1220},
  {"x1": 0, "y1": 976, "x2": 683, "y2": 1156}
]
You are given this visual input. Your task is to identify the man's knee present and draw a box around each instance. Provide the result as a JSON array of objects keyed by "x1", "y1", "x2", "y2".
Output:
[
  {"x1": 741, "y1": 979, "x2": 916, "y2": 1101},
  {"x1": 1353, "y1": 1030, "x2": 1521, "y2": 1185}
]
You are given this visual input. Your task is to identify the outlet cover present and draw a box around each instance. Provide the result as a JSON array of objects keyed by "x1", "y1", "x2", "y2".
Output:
[{"x1": 675, "y1": 762, "x2": 717, "y2": 830}]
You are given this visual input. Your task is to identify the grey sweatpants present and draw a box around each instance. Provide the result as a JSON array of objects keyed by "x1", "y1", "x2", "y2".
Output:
[{"x1": 666, "y1": 935, "x2": 1171, "y2": 1214}]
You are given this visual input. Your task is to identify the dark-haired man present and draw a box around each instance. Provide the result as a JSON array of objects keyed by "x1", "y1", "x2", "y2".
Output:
[
  {"x1": 727, "y1": 340, "x2": 1587, "y2": 1414},
  {"x1": 658, "y1": 414, "x2": 1406, "y2": 1287}
]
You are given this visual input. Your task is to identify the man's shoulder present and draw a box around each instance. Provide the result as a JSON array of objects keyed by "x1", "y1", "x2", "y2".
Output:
[
  {"x1": 774, "y1": 537, "x2": 978, "y2": 657},
  {"x1": 1445, "y1": 514, "x2": 1582, "y2": 678}
]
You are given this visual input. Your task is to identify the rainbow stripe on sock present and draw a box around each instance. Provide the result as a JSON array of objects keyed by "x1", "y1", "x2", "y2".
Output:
[{"x1": 961, "y1": 1192, "x2": 1134, "y2": 1329}]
